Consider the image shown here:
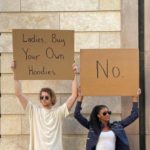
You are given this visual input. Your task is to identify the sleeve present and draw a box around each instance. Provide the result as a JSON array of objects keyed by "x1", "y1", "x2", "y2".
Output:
[
  {"x1": 74, "y1": 101, "x2": 90, "y2": 129},
  {"x1": 57, "y1": 103, "x2": 70, "y2": 120},
  {"x1": 119, "y1": 102, "x2": 139, "y2": 128},
  {"x1": 25, "y1": 100, "x2": 34, "y2": 119}
]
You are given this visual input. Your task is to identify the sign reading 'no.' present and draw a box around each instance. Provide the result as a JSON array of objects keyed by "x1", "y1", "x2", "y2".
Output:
[
  {"x1": 80, "y1": 49, "x2": 139, "y2": 96},
  {"x1": 13, "y1": 29, "x2": 74, "y2": 80}
]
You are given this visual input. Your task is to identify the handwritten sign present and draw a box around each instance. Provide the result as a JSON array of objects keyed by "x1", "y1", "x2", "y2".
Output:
[
  {"x1": 13, "y1": 29, "x2": 74, "y2": 80},
  {"x1": 80, "y1": 49, "x2": 139, "y2": 96}
]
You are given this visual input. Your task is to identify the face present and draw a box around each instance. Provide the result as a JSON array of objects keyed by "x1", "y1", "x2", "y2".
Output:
[
  {"x1": 97, "y1": 107, "x2": 111, "y2": 123},
  {"x1": 40, "y1": 91, "x2": 52, "y2": 108}
]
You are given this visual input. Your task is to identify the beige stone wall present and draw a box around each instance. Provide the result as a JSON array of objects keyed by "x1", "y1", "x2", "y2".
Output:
[
  {"x1": 0, "y1": 0, "x2": 141, "y2": 150},
  {"x1": 121, "y1": 0, "x2": 140, "y2": 150},
  {"x1": 145, "y1": 0, "x2": 150, "y2": 149}
]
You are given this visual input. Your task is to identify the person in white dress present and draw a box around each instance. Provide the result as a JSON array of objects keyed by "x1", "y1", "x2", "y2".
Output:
[{"x1": 11, "y1": 61, "x2": 78, "y2": 150}]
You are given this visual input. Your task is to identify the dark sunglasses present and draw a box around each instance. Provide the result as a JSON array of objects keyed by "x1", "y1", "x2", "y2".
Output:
[
  {"x1": 40, "y1": 96, "x2": 50, "y2": 100},
  {"x1": 102, "y1": 111, "x2": 112, "y2": 116}
]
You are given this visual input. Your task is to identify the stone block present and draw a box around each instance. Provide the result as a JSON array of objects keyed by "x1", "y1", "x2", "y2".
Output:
[
  {"x1": 78, "y1": 96, "x2": 121, "y2": 114},
  {"x1": 0, "y1": 135, "x2": 29, "y2": 150},
  {"x1": 61, "y1": 95, "x2": 121, "y2": 114},
  {"x1": 146, "y1": 135, "x2": 150, "y2": 150},
  {"x1": 121, "y1": 0, "x2": 138, "y2": 48},
  {"x1": 145, "y1": 51, "x2": 150, "y2": 69},
  {"x1": 60, "y1": 94, "x2": 77, "y2": 114},
  {"x1": 1, "y1": 74, "x2": 14, "y2": 94},
  {"x1": 0, "y1": 13, "x2": 59, "y2": 32},
  {"x1": 125, "y1": 119, "x2": 139, "y2": 134},
  {"x1": 110, "y1": 114, "x2": 121, "y2": 122},
  {"x1": 60, "y1": 12, "x2": 120, "y2": 31},
  {"x1": 99, "y1": 32, "x2": 120, "y2": 48},
  {"x1": 75, "y1": 32, "x2": 99, "y2": 52},
  {"x1": 63, "y1": 135, "x2": 87, "y2": 150},
  {"x1": 0, "y1": 0, "x2": 20, "y2": 12},
  {"x1": 1, "y1": 94, "x2": 57, "y2": 115},
  {"x1": 1, "y1": 95, "x2": 24, "y2": 115},
  {"x1": 99, "y1": 0, "x2": 120, "y2": 10},
  {"x1": 21, "y1": 115, "x2": 30, "y2": 135},
  {"x1": 1, "y1": 53, "x2": 13, "y2": 73},
  {"x1": 128, "y1": 135, "x2": 139, "y2": 150},
  {"x1": 21, "y1": 0, "x2": 98, "y2": 11},
  {"x1": 63, "y1": 115, "x2": 88, "y2": 134},
  {"x1": 1, "y1": 74, "x2": 72, "y2": 94},
  {"x1": 0, "y1": 33, "x2": 12, "y2": 53},
  {"x1": 1, "y1": 115, "x2": 21, "y2": 135}
]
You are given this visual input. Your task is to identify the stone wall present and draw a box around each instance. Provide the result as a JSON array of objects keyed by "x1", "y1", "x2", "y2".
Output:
[
  {"x1": 145, "y1": 0, "x2": 150, "y2": 149},
  {"x1": 0, "y1": 0, "x2": 141, "y2": 150},
  {"x1": 121, "y1": 0, "x2": 139, "y2": 150}
]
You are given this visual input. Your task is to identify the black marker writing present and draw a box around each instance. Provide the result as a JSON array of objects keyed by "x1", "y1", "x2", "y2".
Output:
[
  {"x1": 46, "y1": 47, "x2": 64, "y2": 60},
  {"x1": 28, "y1": 65, "x2": 56, "y2": 76},
  {"x1": 96, "y1": 60, "x2": 120, "y2": 79},
  {"x1": 22, "y1": 34, "x2": 44, "y2": 43},
  {"x1": 22, "y1": 48, "x2": 40, "y2": 60},
  {"x1": 96, "y1": 60, "x2": 108, "y2": 78},
  {"x1": 112, "y1": 66, "x2": 120, "y2": 78},
  {"x1": 51, "y1": 34, "x2": 65, "y2": 46}
]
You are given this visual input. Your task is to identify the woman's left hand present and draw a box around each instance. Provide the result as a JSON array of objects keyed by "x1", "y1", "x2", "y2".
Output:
[{"x1": 132, "y1": 88, "x2": 141, "y2": 102}]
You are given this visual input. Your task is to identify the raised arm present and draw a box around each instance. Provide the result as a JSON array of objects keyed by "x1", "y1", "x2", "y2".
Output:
[
  {"x1": 120, "y1": 88, "x2": 141, "y2": 127},
  {"x1": 11, "y1": 61, "x2": 28, "y2": 110},
  {"x1": 74, "y1": 87, "x2": 90, "y2": 129},
  {"x1": 66, "y1": 63, "x2": 78, "y2": 111}
]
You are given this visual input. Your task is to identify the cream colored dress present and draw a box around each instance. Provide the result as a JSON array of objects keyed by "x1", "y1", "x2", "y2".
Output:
[{"x1": 26, "y1": 101, "x2": 69, "y2": 150}]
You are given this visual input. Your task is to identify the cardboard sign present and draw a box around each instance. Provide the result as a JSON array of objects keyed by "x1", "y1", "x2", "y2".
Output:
[
  {"x1": 80, "y1": 49, "x2": 139, "y2": 96},
  {"x1": 13, "y1": 29, "x2": 74, "y2": 80}
]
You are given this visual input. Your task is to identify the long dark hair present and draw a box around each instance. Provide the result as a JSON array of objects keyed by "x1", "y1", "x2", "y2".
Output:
[{"x1": 89, "y1": 105, "x2": 108, "y2": 134}]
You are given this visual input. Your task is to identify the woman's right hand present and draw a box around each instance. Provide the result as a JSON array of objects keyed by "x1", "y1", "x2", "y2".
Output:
[{"x1": 77, "y1": 86, "x2": 84, "y2": 102}]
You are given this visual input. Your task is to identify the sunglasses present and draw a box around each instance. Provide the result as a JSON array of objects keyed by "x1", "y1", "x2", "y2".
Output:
[
  {"x1": 40, "y1": 96, "x2": 50, "y2": 100},
  {"x1": 102, "y1": 111, "x2": 112, "y2": 116}
]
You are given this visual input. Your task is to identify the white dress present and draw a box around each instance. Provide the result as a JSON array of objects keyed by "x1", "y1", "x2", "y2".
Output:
[
  {"x1": 96, "y1": 130, "x2": 116, "y2": 150},
  {"x1": 26, "y1": 101, "x2": 69, "y2": 150}
]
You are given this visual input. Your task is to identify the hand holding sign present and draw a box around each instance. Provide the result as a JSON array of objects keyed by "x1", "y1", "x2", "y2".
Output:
[
  {"x1": 11, "y1": 61, "x2": 16, "y2": 72},
  {"x1": 132, "y1": 88, "x2": 141, "y2": 102}
]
